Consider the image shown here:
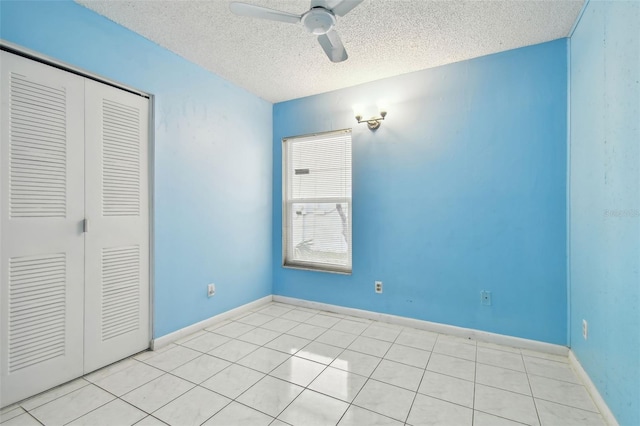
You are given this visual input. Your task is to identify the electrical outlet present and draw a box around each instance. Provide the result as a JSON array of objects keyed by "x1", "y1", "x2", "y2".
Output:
[
  {"x1": 582, "y1": 319, "x2": 588, "y2": 340},
  {"x1": 208, "y1": 283, "x2": 216, "y2": 298},
  {"x1": 375, "y1": 281, "x2": 383, "y2": 293},
  {"x1": 480, "y1": 290, "x2": 492, "y2": 306}
]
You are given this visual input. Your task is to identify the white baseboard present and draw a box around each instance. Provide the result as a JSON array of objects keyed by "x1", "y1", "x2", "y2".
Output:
[
  {"x1": 150, "y1": 295, "x2": 618, "y2": 424},
  {"x1": 273, "y1": 295, "x2": 569, "y2": 356},
  {"x1": 152, "y1": 293, "x2": 570, "y2": 357},
  {"x1": 151, "y1": 295, "x2": 273, "y2": 350},
  {"x1": 569, "y1": 350, "x2": 619, "y2": 426}
]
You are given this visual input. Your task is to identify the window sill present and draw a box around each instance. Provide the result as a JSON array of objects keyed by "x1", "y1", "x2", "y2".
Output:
[{"x1": 282, "y1": 263, "x2": 352, "y2": 275}]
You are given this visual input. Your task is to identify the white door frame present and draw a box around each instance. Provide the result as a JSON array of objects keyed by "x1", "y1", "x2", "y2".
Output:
[{"x1": 0, "y1": 39, "x2": 156, "y2": 353}]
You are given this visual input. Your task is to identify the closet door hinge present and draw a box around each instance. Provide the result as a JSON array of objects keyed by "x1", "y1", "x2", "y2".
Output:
[{"x1": 83, "y1": 218, "x2": 89, "y2": 233}]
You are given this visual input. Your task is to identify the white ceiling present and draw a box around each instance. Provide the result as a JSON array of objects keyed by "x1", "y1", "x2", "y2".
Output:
[{"x1": 76, "y1": 0, "x2": 584, "y2": 103}]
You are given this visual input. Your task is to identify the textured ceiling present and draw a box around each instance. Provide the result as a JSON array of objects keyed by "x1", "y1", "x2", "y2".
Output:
[{"x1": 76, "y1": 0, "x2": 584, "y2": 103}]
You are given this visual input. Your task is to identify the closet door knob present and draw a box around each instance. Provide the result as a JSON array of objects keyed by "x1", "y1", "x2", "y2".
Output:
[{"x1": 83, "y1": 218, "x2": 89, "y2": 233}]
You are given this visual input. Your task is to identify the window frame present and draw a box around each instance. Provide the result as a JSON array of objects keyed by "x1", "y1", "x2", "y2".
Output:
[{"x1": 281, "y1": 129, "x2": 352, "y2": 274}]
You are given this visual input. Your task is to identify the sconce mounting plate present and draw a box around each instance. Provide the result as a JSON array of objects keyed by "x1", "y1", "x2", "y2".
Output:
[
  {"x1": 366, "y1": 118, "x2": 381, "y2": 130},
  {"x1": 355, "y1": 110, "x2": 387, "y2": 131}
]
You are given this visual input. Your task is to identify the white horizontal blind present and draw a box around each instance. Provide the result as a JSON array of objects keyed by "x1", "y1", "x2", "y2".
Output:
[{"x1": 283, "y1": 130, "x2": 352, "y2": 273}]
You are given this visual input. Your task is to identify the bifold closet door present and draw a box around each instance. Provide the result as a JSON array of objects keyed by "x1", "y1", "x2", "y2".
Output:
[
  {"x1": 0, "y1": 51, "x2": 85, "y2": 406},
  {"x1": 83, "y1": 80, "x2": 150, "y2": 373}
]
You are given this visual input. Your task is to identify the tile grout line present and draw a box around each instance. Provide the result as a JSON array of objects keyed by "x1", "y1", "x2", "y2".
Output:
[
  {"x1": 283, "y1": 310, "x2": 401, "y2": 424},
  {"x1": 403, "y1": 351, "x2": 430, "y2": 425},
  {"x1": 113, "y1": 372, "x2": 195, "y2": 419},
  {"x1": 47, "y1": 387, "x2": 119, "y2": 426},
  {"x1": 269, "y1": 306, "x2": 387, "y2": 424},
  {"x1": 233, "y1": 311, "x2": 341, "y2": 422},
  {"x1": 16, "y1": 305, "x2": 339, "y2": 425},
  {"x1": 471, "y1": 342, "x2": 478, "y2": 426},
  {"x1": 191, "y1": 305, "x2": 365, "y2": 423},
  {"x1": 523, "y1": 347, "x2": 543, "y2": 426},
  {"x1": 178, "y1": 303, "x2": 592, "y2": 424},
  {"x1": 83, "y1": 334, "x2": 246, "y2": 425},
  {"x1": 26, "y1": 381, "x2": 119, "y2": 426},
  {"x1": 350, "y1": 323, "x2": 408, "y2": 424},
  {"x1": 180, "y1": 306, "x2": 477, "y2": 425},
  {"x1": 10, "y1": 302, "x2": 597, "y2": 426}
]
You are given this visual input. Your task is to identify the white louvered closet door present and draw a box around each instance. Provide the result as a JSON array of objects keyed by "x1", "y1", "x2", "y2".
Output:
[
  {"x1": 0, "y1": 51, "x2": 85, "y2": 406},
  {"x1": 83, "y1": 80, "x2": 149, "y2": 373}
]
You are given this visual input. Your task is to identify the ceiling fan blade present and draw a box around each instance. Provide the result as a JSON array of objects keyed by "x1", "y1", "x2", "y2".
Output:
[
  {"x1": 229, "y1": 2, "x2": 301, "y2": 24},
  {"x1": 318, "y1": 29, "x2": 348, "y2": 62},
  {"x1": 330, "y1": 0, "x2": 364, "y2": 16}
]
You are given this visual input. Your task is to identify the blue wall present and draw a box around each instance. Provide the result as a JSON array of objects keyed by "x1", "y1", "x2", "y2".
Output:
[
  {"x1": 4, "y1": 2, "x2": 639, "y2": 421},
  {"x1": 569, "y1": 1, "x2": 640, "y2": 425},
  {"x1": 0, "y1": 0, "x2": 273, "y2": 338},
  {"x1": 273, "y1": 40, "x2": 568, "y2": 345}
]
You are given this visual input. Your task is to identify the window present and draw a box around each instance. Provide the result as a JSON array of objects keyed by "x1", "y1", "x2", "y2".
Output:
[{"x1": 282, "y1": 130, "x2": 352, "y2": 273}]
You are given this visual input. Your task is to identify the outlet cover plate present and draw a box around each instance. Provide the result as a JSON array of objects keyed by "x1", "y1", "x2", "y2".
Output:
[
  {"x1": 208, "y1": 283, "x2": 216, "y2": 298},
  {"x1": 481, "y1": 290, "x2": 491, "y2": 306},
  {"x1": 375, "y1": 281, "x2": 383, "y2": 294}
]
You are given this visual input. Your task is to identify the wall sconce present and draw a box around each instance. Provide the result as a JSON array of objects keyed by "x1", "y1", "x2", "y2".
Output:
[{"x1": 353, "y1": 102, "x2": 388, "y2": 130}]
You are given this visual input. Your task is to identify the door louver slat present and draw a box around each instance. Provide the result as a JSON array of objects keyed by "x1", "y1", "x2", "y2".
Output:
[
  {"x1": 101, "y1": 246, "x2": 140, "y2": 341},
  {"x1": 102, "y1": 99, "x2": 140, "y2": 217},
  {"x1": 9, "y1": 254, "x2": 66, "y2": 373},
  {"x1": 10, "y1": 313, "x2": 65, "y2": 332},
  {"x1": 10, "y1": 74, "x2": 67, "y2": 219},
  {"x1": 10, "y1": 74, "x2": 67, "y2": 218}
]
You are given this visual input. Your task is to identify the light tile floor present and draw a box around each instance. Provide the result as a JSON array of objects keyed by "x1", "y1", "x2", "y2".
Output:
[{"x1": 0, "y1": 302, "x2": 607, "y2": 426}]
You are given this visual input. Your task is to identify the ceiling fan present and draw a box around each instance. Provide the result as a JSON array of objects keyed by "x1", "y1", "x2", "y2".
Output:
[{"x1": 229, "y1": 0, "x2": 364, "y2": 63}]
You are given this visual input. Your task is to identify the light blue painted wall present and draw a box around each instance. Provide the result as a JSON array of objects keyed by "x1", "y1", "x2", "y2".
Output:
[
  {"x1": 273, "y1": 40, "x2": 568, "y2": 344},
  {"x1": 569, "y1": 1, "x2": 640, "y2": 424},
  {"x1": 0, "y1": 0, "x2": 273, "y2": 338}
]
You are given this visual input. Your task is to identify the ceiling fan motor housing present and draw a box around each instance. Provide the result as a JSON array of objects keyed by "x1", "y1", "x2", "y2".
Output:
[{"x1": 302, "y1": 7, "x2": 336, "y2": 35}]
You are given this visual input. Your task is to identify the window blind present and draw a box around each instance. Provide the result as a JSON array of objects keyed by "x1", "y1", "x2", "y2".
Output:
[{"x1": 283, "y1": 129, "x2": 352, "y2": 273}]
